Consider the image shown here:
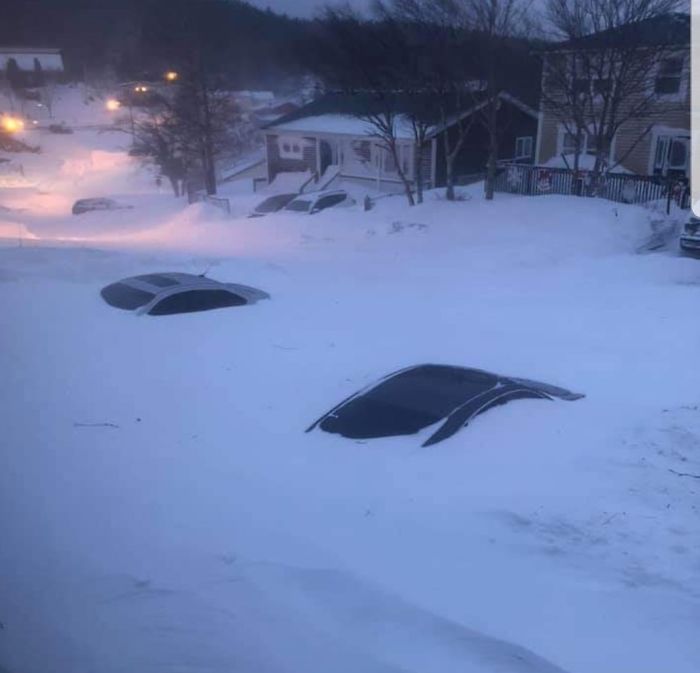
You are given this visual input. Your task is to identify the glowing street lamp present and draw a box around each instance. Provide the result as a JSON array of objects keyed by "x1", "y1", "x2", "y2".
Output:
[
  {"x1": 1, "y1": 115, "x2": 24, "y2": 133},
  {"x1": 134, "y1": 85, "x2": 149, "y2": 93},
  {"x1": 106, "y1": 98, "x2": 121, "y2": 111},
  {"x1": 164, "y1": 70, "x2": 178, "y2": 82}
]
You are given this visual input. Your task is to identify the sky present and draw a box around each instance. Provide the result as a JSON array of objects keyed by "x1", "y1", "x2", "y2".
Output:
[{"x1": 248, "y1": 0, "x2": 369, "y2": 19}]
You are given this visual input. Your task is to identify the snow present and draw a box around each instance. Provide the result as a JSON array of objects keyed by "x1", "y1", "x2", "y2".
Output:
[
  {"x1": 1, "y1": 123, "x2": 700, "y2": 673},
  {"x1": 541, "y1": 153, "x2": 634, "y2": 173},
  {"x1": 271, "y1": 113, "x2": 417, "y2": 139}
]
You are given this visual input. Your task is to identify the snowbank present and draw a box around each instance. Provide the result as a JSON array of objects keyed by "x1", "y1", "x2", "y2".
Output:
[{"x1": 1, "y1": 124, "x2": 699, "y2": 673}]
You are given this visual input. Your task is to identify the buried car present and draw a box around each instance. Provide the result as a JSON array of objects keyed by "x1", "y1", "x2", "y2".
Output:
[
  {"x1": 249, "y1": 192, "x2": 298, "y2": 218},
  {"x1": 101, "y1": 272, "x2": 269, "y2": 316},
  {"x1": 680, "y1": 215, "x2": 700, "y2": 255},
  {"x1": 306, "y1": 364, "x2": 584, "y2": 447},
  {"x1": 283, "y1": 189, "x2": 355, "y2": 215},
  {"x1": 72, "y1": 198, "x2": 132, "y2": 215}
]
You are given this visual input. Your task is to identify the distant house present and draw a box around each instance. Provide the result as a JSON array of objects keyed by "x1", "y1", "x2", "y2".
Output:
[
  {"x1": 0, "y1": 47, "x2": 64, "y2": 82},
  {"x1": 536, "y1": 14, "x2": 689, "y2": 178},
  {"x1": 263, "y1": 91, "x2": 538, "y2": 193}
]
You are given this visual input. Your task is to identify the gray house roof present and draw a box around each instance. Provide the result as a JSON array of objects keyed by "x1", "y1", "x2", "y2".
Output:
[
  {"x1": 266, "y1": 90, "x2": 538, "y2": 140},
  {"x1": 545, "y1": 12, "x2": 689, "y2": 52}
]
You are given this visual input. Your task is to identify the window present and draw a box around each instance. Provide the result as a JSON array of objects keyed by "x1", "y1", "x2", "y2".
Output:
[
  {"x1": 133, "y1": 274, "x2": 179, "y2": 287},
  {"x1": 515, "y1": 136, "x2": 533, "y2": 160},
  {"x1": 560, "y1": 130, "x2": 599, "y2": 157},
  {"x1": 100, "y1": 283, "x2": 155, "y2": 310},
  {"x1": 573, "y1": 78, "x2": 590, "y2": 96},
  {"x1": 655, "y1": 57, "x2": 683, "y2": 95},
  {"x1": 653, "y1": 134, "x2": 689, "y2": 174},
  {"x1": 313, "y1": 194, "x2": 346, "y2": 212},
  {"x1": 668, "y1": 138, "x2": 688, "y2": 169},
  {"x1": 148, "y1": 290, "x2": 246, "y2": 316},
  {"x1": 592, "y1": 78, "x2": 611, "y2": 96},
  {"x1": 284, "y1": 198, "x2": 312, "y2": 212},
  {"x1": 278, "y1": 136, "x2": 305, "y2": 159}
]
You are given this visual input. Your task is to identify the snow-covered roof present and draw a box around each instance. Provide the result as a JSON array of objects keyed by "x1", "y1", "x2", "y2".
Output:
[
  {"x1": 269, "y1": 114, "x2": 417, "y2": 140},
  {"x1": 0, "y1": 47, "x2": 64, "y2": 71}
]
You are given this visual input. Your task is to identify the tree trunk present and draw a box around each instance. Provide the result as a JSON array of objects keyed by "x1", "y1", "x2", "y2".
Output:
[
  {"x1": 414, "y1": 143, "x2": 424, "y2": 204},
  {"x1": 390, "y1": 141, "x2": 414, "y2": 206},
  {"x1": 202, "y1": 145, "x2": 217, "y2": 195},
  {"x1": 168, "y1": 175, "x2": 180, "y2": 197},
  {"x1": 444, "y1": 129, "x2": 455, "y2": 201},
  {"x1": 484, "y1": 98, "x2": 498, "y2": 201}
]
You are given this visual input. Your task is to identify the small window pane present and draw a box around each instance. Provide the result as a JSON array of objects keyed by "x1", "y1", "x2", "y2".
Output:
[
  {"x1": 148, "y1": 290, "x2": 246, "y2": 315},
  {"x1": 562, "y1": 133, "x2": 579, "y2": 154},
  {"x1": 668, "y1": 139, "x2": 687, "y2": 169},
  {"x1": 593, "y1": 79, "x2": 611, "y2": 95},
  {"x1": 655, "y1": 57, "x2": 682, "y2": 94},
  {"x1": 654, "y1": 136, "x2": 669, "y2": 169}
]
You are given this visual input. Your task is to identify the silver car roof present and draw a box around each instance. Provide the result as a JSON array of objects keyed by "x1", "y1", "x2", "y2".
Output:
[{"x1": 119, "y1": 273, "x2": 269, "y2": 303}]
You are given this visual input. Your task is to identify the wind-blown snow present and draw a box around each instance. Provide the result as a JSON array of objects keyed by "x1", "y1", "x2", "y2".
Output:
[{"x1": 1, "y1": 124, "x2": 699, "y2": 673}]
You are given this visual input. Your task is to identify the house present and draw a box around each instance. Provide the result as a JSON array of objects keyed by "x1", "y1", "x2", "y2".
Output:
[
  {"x1": 536, "y1": 13, "x2": 690, "y2": 178},
  {"x1": 0, "y1": 47, "x2": 64, "y2": 83},
  {"x1": 263, "y1": 90, "x2": 539, "y2": 193}
]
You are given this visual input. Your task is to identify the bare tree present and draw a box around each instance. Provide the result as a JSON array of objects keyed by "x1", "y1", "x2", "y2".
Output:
[
  {"x1": 313, "y1": 6, "x2": 418, "y2": 205},
  {"x1": 467, "y1": 0, "x2": 532, "y2": 199},
  {"x1": 542, "y1": 0, "x2": 684, "y2": 187},
  {"x1": 374, "y1": 0, "x2": 480, "y2": 200},
  {"x1": 131, "y1": 65, "x2": 250, "y2": 197}
]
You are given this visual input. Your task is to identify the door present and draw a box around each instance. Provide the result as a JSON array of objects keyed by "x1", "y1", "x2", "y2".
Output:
[{"x1": 319, "y1": 140, "x2": 333, "y2": 175}]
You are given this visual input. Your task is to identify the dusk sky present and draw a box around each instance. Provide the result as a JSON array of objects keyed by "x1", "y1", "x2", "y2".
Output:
[{"x1": 248, "y1": 0, "x2": 370, "y2": 18}]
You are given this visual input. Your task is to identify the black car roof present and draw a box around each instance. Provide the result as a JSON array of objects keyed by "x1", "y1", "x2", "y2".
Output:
[{"x1": 307, "y1": 364, "x2": 583, "y2": 446}]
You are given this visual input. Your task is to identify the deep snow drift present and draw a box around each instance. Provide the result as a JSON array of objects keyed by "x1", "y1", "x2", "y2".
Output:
[{"x1": 1, "y1": 126, "x2": 699, "y2": 673}]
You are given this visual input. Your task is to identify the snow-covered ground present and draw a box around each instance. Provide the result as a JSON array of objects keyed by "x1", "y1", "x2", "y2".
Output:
[{"x1": 1, "y1": 125, "x2": 699, "y2": 673}]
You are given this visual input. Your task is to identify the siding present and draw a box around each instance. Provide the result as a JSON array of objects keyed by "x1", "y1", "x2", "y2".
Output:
[
  {"x1": 537, "y1": 49, "x2": 690, "y2": 175},
  {"x1": 266, "y1": 134, "x2": 318, "y2": 182}
]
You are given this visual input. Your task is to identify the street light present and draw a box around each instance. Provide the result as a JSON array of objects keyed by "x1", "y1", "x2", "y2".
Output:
[
  {"x1": 105, "y1": 98, "x2": 121, "y2": 111},
  {"x1": 164, "y1": 70, "x2": 178, "y2": 82},
  {"x1": 1, "y1": 115, "x2": 24, "y2": 133}
]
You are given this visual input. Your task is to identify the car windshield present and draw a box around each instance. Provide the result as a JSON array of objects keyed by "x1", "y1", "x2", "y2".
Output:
[
  {"x1": 100, "y1": 282, "x2": 155, "y2": 310},
  {"x1": 284, "y1": 199, "x2": 312, "y2": 212},
  {"x1": 256, "y1": 194, "x2": 296, "y2": 212}
]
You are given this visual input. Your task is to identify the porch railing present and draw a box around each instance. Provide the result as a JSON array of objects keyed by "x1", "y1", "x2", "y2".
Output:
[{"x1": 494, "y1": 164, "x2": 690, "y2": 213}]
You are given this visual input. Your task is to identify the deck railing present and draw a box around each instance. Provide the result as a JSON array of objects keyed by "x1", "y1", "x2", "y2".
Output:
[{"x1": 493, "y1": 164, "x2": 689, "y2": 213}]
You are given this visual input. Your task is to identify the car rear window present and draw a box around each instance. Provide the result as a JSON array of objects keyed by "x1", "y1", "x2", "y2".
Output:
[
  {"x1": 100, "y1": 283, "x2": 156, "y2": 310},
  {"x1": 284, "y1": 199, "x2": 311, "y2": 212},
  {"x1": 148, "y1": 289, "x2": 247, "y2": 315}
]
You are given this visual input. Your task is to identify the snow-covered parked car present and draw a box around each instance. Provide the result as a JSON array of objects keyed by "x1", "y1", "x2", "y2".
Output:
[
  {"x1": 283, "y1": 189, "x2": 355, "y2": 215},
  {"x1": 72, "y1": 198, "x2": 132, "y2": 215},
  {"x1": 100, "y1": 272, "x2": 269, "y2": 316},
  {"x1": 249, "y1": 192, "x2": 298, "y2": 218},
  {"x1": 679, "y1": 215, "x2": 700, "y2": 255},
  {"x1": 307, "y1": 364, "x2": 584, "y2": 446}
]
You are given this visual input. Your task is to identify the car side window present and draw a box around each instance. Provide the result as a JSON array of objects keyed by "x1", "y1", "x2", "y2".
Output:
[{"x1": 148, "y1": 290, "x2": 246, "y2": 315}]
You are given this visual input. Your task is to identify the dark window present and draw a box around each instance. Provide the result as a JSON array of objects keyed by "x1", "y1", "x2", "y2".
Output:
[
  {"x1": 284, "y1": 199, "x2": 312, "y2": 212},
  {"x1": 255, "y1": 194, "x2": 296, "y2": 213},
  {"x1": 655, "y1": 57, "x2": 683, "y2": 95},
  {"x1": 148, "y1": 290, "x2": 246, "y2": 315},
  {"x1": 593, "y1": 78, "x2": 611, "y2": 95},
  {"x1": 573, "y1": 78, "x2": 590, "y2": 96},
  {"x1": 133, "y1": 274, "x2": 179, "y2": 287},
  {"x1": 313, "y1": 194, "x2": 345, "y2": 211},
  {"x1": 101, "y1": 283, "x2": 155, "y2": 310},
  {"x1": 515, "y1": 137, "x2": 533, "y2": 160}
]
